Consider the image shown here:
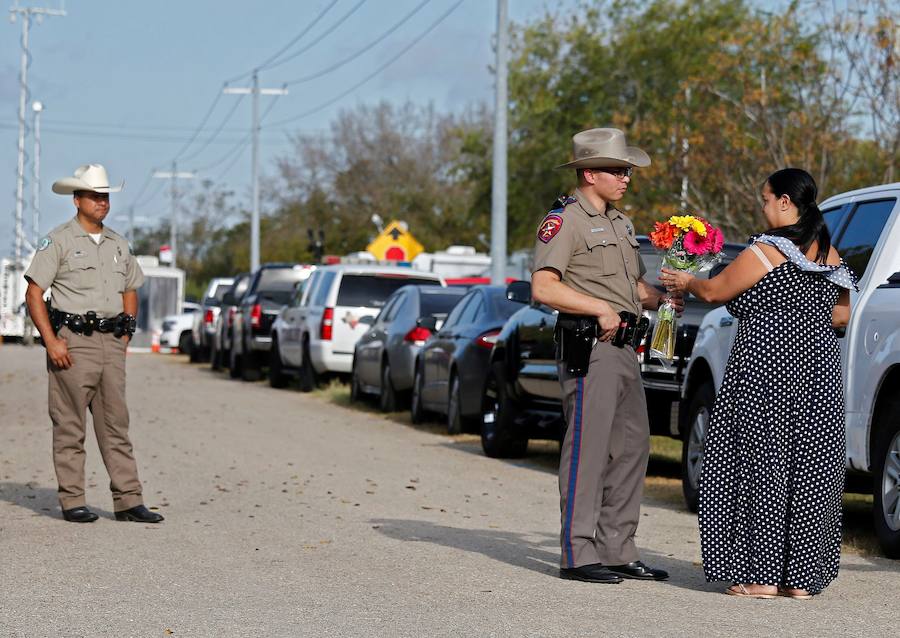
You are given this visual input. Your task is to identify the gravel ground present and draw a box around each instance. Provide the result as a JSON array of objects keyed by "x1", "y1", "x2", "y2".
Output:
[{"x1": 0, "y1": 345, "x2": 897, "y2": 638}]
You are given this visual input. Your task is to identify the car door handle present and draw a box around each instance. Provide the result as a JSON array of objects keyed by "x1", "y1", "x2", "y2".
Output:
[{"x1": 719, "y1": 316, "x2": 734, "y2": 327}]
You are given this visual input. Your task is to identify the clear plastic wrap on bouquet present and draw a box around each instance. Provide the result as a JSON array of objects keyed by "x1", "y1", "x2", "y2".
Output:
[{"x1": 648, "y1": 215, "x2": 725, "y2": 364}]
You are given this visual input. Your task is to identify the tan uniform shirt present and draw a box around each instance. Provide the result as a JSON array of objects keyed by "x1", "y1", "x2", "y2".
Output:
[
  {"x1": 532, "y1": 188, "x2": 645, "y2": 316},
  {"x1": 25, "y1": 217, "x2": 144, "y2": 317}
]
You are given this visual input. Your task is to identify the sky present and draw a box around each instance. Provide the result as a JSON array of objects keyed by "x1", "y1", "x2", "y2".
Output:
[{"x1": 0, "y1": 0, "x2": 566, "y2": 255}]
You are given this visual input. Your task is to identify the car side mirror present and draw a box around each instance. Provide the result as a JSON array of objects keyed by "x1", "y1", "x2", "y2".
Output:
[
  {"x1": 506, "y1": 280, "x2": 531, "y2": 304},
  {"x1": 416, "y1": 315, "x2": 438, "y2": 332},
  {"x1": 359, "y1": 315, "x2": 375, "y2": 326}
]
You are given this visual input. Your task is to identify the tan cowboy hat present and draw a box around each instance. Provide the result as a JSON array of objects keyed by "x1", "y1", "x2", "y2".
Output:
[
  {"x1": 556, "y1": 128, "x2": 651, "y2": 170},
  {"x1": 52, "y1": 164, "x2": 124, "y2": 194}
]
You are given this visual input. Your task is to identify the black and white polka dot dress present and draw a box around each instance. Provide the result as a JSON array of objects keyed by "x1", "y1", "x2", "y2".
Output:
[{"x1": 698, "y1": 234, "x2": 857, "y2": 595}]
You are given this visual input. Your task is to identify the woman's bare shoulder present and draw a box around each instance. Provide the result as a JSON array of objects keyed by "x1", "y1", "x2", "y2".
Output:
[{"x1": 826, "y1": 244, "x2": 841, "y2": 267}]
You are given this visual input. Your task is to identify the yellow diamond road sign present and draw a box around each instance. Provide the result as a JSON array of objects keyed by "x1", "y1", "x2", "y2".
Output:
[{"x1": 366, "y1": 221, "x2": 424, "y2": 262}]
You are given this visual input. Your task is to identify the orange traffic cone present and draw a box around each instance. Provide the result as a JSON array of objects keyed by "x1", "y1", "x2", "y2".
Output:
[{"x1": 151, "y1": 331, "x2": 160, "y2": 353}]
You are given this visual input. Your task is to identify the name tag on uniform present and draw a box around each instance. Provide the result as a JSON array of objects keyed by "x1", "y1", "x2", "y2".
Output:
[
  {"x1": 73, "y1": 250, "x2": 86, "y2": 258},
  {"x1": 590, "y1": 227, "x2": 606, "y2": 233}
]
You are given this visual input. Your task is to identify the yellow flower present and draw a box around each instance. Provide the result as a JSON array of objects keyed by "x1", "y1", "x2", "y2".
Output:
[
  {"x1": 690, "y1": 219, "x2": 707, "y2": 236},
  {"x1": 668, "y1": 215, "x2": 695, "y2": 232}
]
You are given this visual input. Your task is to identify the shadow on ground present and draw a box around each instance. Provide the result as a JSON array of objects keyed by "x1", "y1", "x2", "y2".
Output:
[{"x1": 0, "y1": 481, "x2": 115, "y2": 520}]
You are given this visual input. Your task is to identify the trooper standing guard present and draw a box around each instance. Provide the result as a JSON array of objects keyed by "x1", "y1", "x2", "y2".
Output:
[
  {"x1": 24, "y1": 164, "x2": 164, "y2": 524},
  {"x1": 531, "y1": 129, "x2": 682, "y2": 583}
]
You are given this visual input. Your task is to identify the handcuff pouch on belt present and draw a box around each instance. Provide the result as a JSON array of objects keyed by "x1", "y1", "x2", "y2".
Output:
[
  {"x1": 48, "y1": 302, "x2": 136, "y2": 338},
  {"x1": 556, "y1": 311, "x2": 650, "y2": 377}
]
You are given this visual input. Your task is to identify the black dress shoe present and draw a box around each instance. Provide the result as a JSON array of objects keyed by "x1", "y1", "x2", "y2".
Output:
[
  {"x1": 560, "y1": 563, "x2": 623, "y2": 584},
  {"x1": 114, "y1": 505, "x2": 164, "y2": 523},
  {"x1": 605, "y1": 561, "x2": 669, "y2": 581},
  {"x1": 62, "y1": 506, "x2": 99, "y2": 523}
]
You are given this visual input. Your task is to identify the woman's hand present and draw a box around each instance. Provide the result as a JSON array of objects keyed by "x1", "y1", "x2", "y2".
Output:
[{"x1": 659, "y1": 268, "x2": 695, "y2": 295}]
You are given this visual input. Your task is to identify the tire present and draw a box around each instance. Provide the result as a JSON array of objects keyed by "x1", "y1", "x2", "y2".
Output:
[
  {"x1": 189, "y1": 337, "x2": 200, "y2": 362},
  {"x1": 241, "y1": 338, "x2": 263, "y2": 382},
  {"x1": 178, "y1": 331, "x2": 192, "y2": 356},
  {"x1": 268, "y1": 338, "x2": 290, "y2": 389},
  {"x1": 447, "y1": 372, "x2": 477, "y2": 435},
  {"x1": 228, "y1": 342, "x2": 242, "y2": 379},
  {"x1": 379, "y1": 361, "x2": 398, "y2": 413},
  {"x1": 681, "y1": 380, "x2": 714, "y2": 513},
  {"x1": 410, "y1": 362, "x2": 429, "y2": 424},
  {"x1": 872, "y1": 394, "x2": 900, "y2": 558},
  {"x1": 350, "y1": 360, "x2": 364, "y2": 403},
  {"x1": 210, "y1": 339, "x2": 222, "y2": 370},
  {"x1": 480, "y1": 362, "x2": 527, "y2": 458},
  {"x1": 298, "y1": 340, "x2": 317, "y2": 393}
]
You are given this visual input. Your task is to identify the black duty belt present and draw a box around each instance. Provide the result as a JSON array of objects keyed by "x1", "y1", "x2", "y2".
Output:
[
  {"x1": 49, "y1": 307, "x2": 136, "y2": 338},
  {"x1": 555, "y1": 311, "x2": 650, "y2": 377}
]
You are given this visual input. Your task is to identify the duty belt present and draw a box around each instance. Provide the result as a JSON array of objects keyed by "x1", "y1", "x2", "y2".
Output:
[
  {"x1": 555, "y1": 311, "x2": 650, "y2": 377},
  {"x1": 48, "y1": 307, "x2": 136, "y2": 338}
]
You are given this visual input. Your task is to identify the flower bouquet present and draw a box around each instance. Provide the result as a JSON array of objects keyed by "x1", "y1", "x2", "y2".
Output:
[{"x1": 648, "y1": 214, "x2": 725, "y2": 363}]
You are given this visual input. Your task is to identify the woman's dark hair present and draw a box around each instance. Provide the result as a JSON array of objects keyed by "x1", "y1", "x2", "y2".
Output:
[{"x1": 766, "y1": 168, "x2": 831, "y2": 264}]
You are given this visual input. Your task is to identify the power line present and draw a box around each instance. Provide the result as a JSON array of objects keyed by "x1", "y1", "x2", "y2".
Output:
[
  {"x1": 171, "y1": 87, "x2": 225, "y2": 161},
  {"x1": 268, "y1": 0, "x2": 464, "y2": 128},
  {"x1": 283, "y1": 0, "x2": 431, "y2": 86},
  {"x1": 225, "y1": 0, "x2": 340, "y2": 82},
  {"x1": 258, "y1": 0, "x2": 368, "y2": 73},
  {"x1": 180, "y1": 94, "x2": 246, "y2": 162}
]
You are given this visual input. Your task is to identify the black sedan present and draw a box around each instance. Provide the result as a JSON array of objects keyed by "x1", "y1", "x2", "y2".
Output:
[
  {"x1": 351, "y1": 285, "x2": 467, "y2": 412},
  {"x1": 411, "y1": 285, "x2": 525, "y2": 434}
]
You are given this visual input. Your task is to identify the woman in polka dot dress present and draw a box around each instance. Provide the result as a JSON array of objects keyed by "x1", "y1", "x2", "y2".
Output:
[{"x1": 660, "y1": 168, "x2": 857, "y2": 599}]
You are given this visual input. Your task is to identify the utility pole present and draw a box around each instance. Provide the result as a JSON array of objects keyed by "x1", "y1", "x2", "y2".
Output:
[
  {"x1": 224, "y1": 72, "x2": 288, "y2": 272},
  {"x1": 31, "y1": 100, "x2": 43, "y2": 245},
  {"x1": 9, "y1": 1, "x2": 64, "y2": 310},
  {"x1": 490, "y1": 0, "x2": 508, "y2": 285},
  {"x1": 152, "y1": 162, "x2": 195, "y2": 269}
]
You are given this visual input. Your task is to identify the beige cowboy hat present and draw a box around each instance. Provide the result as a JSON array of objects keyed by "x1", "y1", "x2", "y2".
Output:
[
  {"x1": 556, "y1": 128, "x2": 651, "y2": 170},
  {"x1": 52, "y1": 164, "x2": 124, "y2": 194}
]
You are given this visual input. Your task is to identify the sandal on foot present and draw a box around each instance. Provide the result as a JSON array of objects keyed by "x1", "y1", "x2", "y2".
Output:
[
  {"x1": 777, "y1": 587, "x2": 812, "y2": 600},
  {"x1": 725, "y1": 584, "x2": 777, "y2": 599}
]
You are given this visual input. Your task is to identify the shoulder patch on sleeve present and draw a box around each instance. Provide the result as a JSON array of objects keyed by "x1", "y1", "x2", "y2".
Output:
[
  {"x1": 38, "y1": 236, "x2": 52, "y2": 251},
  {"x1": 538, "y1": 214, "x2": 564, "y2": 243}
]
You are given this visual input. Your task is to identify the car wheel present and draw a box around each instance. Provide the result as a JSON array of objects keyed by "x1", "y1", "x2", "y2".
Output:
[
  {"x1": 188, "y1": 336, "x2": 200, "y2": 362},
  {"x1": 447, "y1": 373, "x2": 478, "y2": 435},
  {"x1": 350, "y1": 359, "x2": 364, "y2": 403},
  {"x1": 241, "y1": 338, "x2": 263, "y2": 382},
  {"x1": 873, "y1": 394, "x2": 900, "y2": 558},
  {"x1": 210, "y1": 339, "x2": 221, "y2": 370},
  {"x1": 682, "y1": 380, "x2": 713, "y2": 513},
  {"x1": 228, "y1": 343, "x2": 242, "y2": 379},
  {"x1": 298, "y1": 340, "x2": 317, "y2": 393},
  {"x1": 480, "y1": 362, "x2": 527, "y2": 458},
  {"x1": 268, "y1": 337, "x2": 290, "y2": 389},
  {"x1": 178, "y1": 331, "x2": 192, "y2": 357},
  {"x1": 410, "y1": 362, "x2": 429, "y2": 424},
  {"x1": 379, "y1": 361, "x2": 398, "y2": 413}
]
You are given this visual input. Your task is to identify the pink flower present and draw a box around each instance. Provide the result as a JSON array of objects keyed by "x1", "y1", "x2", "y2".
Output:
[
  {"x1": 708, "y1": 227, "x2": 724, "y2": 253},
  {"x1": 683, "y1": 230, "x2": 708, "y2": 255}
]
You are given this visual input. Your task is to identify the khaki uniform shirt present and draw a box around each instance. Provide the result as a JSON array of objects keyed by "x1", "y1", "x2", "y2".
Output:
[
  {"x1": 532, "y1": 188, "x2": 645, "y2": 316},
  {"x1": 25, "y1": 217, "x2": 144, "y2": 317}
]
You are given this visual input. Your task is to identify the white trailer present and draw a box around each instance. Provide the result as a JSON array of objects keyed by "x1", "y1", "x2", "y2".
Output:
[{"x1": 131, "y1": 255, "x2": 185, "y2": 349}]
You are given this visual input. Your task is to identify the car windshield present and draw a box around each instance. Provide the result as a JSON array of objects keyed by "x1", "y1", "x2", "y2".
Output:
[
  {"x1": 420, "y1": 291, "x2": 466, "y2": 316},
  {"x1": 203, "y1": 282, "x2": 232, "y2": 306},
  {"x1": 337, "y1": 275, "x2": 440, "y2": 308},
  {"x1": 258, "y1": 267, "x2": 310, "y2": 291}
]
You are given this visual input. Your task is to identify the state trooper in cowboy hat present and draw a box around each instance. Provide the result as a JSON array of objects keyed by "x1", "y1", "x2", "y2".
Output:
[
  {"x1": 24, "y1": 164, "x2": 164, "y2": 524},
  {"x1": 531, "y1": 128, "x2": 682, "y2": 583}
]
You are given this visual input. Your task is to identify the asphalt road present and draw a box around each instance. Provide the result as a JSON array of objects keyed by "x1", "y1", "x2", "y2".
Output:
[{"x1": 1, "y1": 345, "x2": 897, "y2": 637}]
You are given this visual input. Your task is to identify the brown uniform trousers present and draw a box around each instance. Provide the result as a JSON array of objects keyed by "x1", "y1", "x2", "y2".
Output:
[
  {"x1": 557, "y1": 339, "x2": 650, "y2": 568},
  {"x1": 48, "y1": 326, "x2": 143, "y2": 511}
]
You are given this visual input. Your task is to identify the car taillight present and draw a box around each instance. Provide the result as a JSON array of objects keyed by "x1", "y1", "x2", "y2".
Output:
[
  {"x1": 404, "y1": 326, "x2": 432, "y2": 345},
  {"x1": 475, "y1": 329, "x2": 501, "y2": 350},
  {"x1": 227, "y1": 307, "x2": 236, "y2": 327},
  {"x1": 250, "y1": 303, "x2": 262, "y2": 329},
  {"x1": 320, "y1": 307, "x2": 334, "y2": 341},
  {"x1": 204, "y1": 309, "x2": 214, "y2": 325}
]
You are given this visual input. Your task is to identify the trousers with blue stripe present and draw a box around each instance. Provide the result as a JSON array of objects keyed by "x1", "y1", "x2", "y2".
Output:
[{"x1": 557, "y1": 340, "x2": 650, "y2": 568}]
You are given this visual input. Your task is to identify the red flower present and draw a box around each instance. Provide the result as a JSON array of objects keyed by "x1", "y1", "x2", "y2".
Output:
[{"x1": 649, "y1": 221, "x2": 677, "y2": 249}]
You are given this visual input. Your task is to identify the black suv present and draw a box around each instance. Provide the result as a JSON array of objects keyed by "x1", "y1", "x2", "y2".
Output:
[
  {"x1": 479, "y1": 236, "x2": 745, "y2": 458},
  {"x1": 229, "y1": 263, "x2": 313, "y2": 382}
]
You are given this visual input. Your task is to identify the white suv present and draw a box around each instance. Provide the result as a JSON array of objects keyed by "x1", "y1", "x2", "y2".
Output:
[
  {"x1": 680, "y1": 182, "x2": 900, "y2": 556},
  {"x1": 270, "y1": 265, "x2": 444, "y2": 390}
]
